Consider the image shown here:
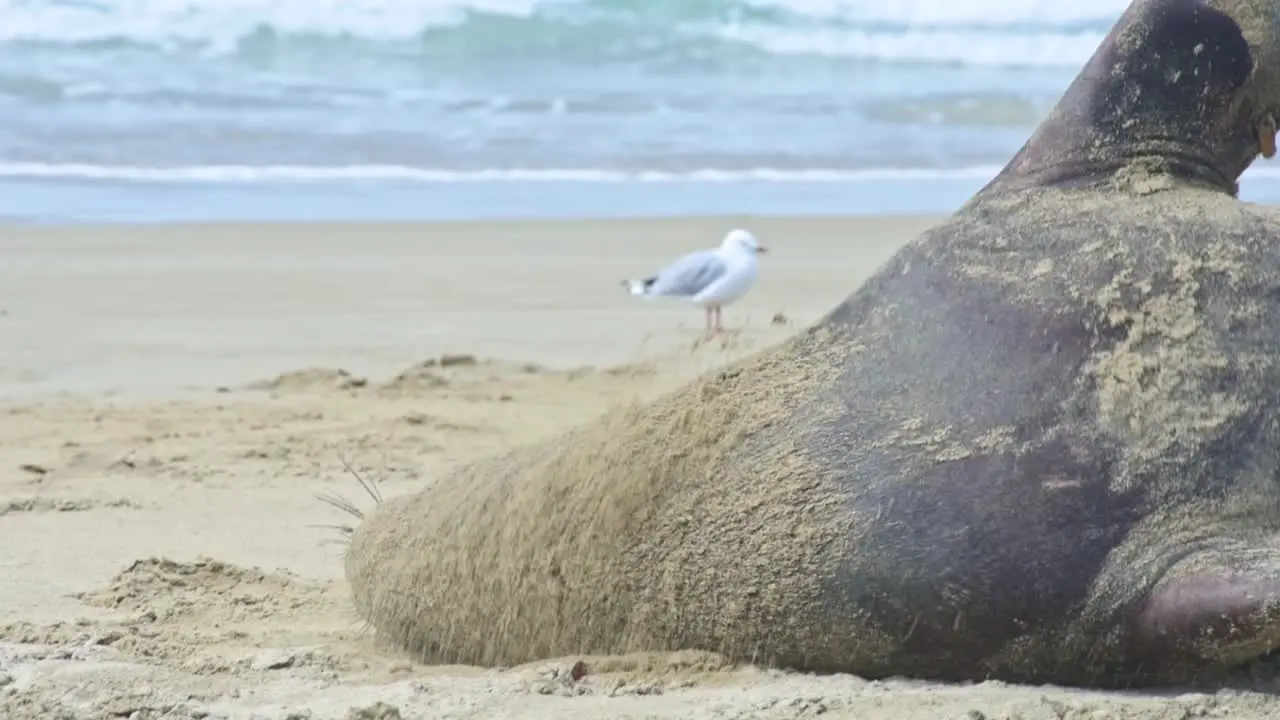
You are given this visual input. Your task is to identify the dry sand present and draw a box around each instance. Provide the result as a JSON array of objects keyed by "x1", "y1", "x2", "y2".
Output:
[{"x1": 1, "y1": 216, "x2": 1275, "y2": 719}]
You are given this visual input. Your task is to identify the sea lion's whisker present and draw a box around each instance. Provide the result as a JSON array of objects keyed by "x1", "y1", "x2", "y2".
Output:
[
  {"x1": 308, "y1": 522, "x2": 355, "y2": 536},
  {"x1": 341, "y1": 457, "x2": 383, "y2": 505},
  {"x1": 315, "y1": 491, "x2": 363, "y2": 521}
]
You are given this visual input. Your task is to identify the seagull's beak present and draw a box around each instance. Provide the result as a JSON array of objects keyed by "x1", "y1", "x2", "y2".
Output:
[{"x1": 755, "y1": 246, "x2": 769, "y2": 254}]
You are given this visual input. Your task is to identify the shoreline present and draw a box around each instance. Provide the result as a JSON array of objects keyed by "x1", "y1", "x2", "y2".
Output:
[
  {"x1": 0, "y1": 175, "x2": 986, "y2": 224},
  {"x1": 6, "y1": 169, "x2": 1280, "y2": 226},
  {"x1": 0, "y1": 213, "x2": 945, "y2": 229}
]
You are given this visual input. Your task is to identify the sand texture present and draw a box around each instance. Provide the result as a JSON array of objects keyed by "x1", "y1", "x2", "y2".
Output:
[{"x1": 3, "y1": 217, "x2": 1279, "y2": 719}]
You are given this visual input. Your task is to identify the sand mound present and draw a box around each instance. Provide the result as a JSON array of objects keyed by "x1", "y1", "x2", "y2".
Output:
[
  {"x1": 381, "y1": 362, "x2": 450, "y2": 392},
  {"x1": 0, "y1": 496, "x2": 140, "y2": 516},
  {"x1": 247, "y1": 367, "x2": 368, "y2": 393},
  {"x1": 243, "y1": 354, "x2": 544, "y2": 397},
  {"x1": 75, "y1": 557, "x2": 328, "y2": 625},
  {"x1": 379, "y1": 354, "x2": 544, "y2": 392},
  {"x1": 1, "y1": 556, "x2": 353, "y2": 685},
  {"x1": 0, "y1": 556, "x2": 351, "y2": 699}
]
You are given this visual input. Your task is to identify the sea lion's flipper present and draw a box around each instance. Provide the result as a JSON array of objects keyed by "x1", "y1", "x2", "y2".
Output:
[{"x1": 1136, "y1": 567, "x2": 1280, "y2": 665}]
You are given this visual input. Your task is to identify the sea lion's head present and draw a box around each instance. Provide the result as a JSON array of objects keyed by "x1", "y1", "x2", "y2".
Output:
[
  {"x1": 987, "y1": 0, "x2": 1280, "y2": 195},
  {"x1": 1205, "y1": 0, "x2": 1280, "y2": 175}
]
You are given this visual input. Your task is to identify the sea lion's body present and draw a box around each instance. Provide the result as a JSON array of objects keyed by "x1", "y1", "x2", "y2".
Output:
[{"x1": 347, "y1": 0, "x2": 1280, "y2": 687}]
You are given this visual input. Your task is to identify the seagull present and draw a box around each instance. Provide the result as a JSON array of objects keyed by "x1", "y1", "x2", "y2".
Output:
[{"x1": 623, "y1": 228, "x2": 768, "y2": 337}]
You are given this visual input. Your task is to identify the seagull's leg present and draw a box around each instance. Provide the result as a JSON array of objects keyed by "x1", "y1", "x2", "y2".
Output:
[
  {"x1": 713, "y1": 305, "x2": 724, "y2": 334},
  {"x1": 704, "y1": 306, "x2": 714, "y2": 338}
]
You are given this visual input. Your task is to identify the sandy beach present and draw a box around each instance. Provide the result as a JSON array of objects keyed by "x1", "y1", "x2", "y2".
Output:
[{"x1": 3, "y1": 215, "x2": 1279, "y2": 720}]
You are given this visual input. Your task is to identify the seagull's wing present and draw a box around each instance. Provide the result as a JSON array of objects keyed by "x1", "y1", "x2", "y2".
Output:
[{"x1": 645, "y1": 249, "x2": 729, "y2": 298}]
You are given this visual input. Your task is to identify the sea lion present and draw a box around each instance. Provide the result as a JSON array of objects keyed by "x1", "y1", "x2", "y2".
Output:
[{"x1": 344, "y1": 0, "x2": 1280, "y2": 687}]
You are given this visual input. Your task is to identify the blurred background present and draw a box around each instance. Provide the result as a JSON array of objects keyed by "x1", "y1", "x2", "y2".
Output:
[{"x1": 3, "y1": 0, "x2": 1279, "y2": 223}]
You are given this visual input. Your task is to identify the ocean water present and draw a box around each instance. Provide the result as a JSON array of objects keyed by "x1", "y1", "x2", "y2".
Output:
[{"x1": 5, "y1": 0, "x2": 1280, "y2": 223}]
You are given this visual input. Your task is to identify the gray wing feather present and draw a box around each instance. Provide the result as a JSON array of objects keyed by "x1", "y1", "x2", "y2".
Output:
[{"x1": 647, "y1": 250, "x2": 728, "y2": 297}]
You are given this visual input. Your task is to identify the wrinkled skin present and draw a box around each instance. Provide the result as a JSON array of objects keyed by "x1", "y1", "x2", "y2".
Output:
[{"x1": 347, "y1": 0, "x2": 1280, "y2": 687}]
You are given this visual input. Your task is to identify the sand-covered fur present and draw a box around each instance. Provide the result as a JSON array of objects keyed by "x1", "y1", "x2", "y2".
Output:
[{"x1": 345, "y1": 324, "x2": 883, "y2": 671}]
